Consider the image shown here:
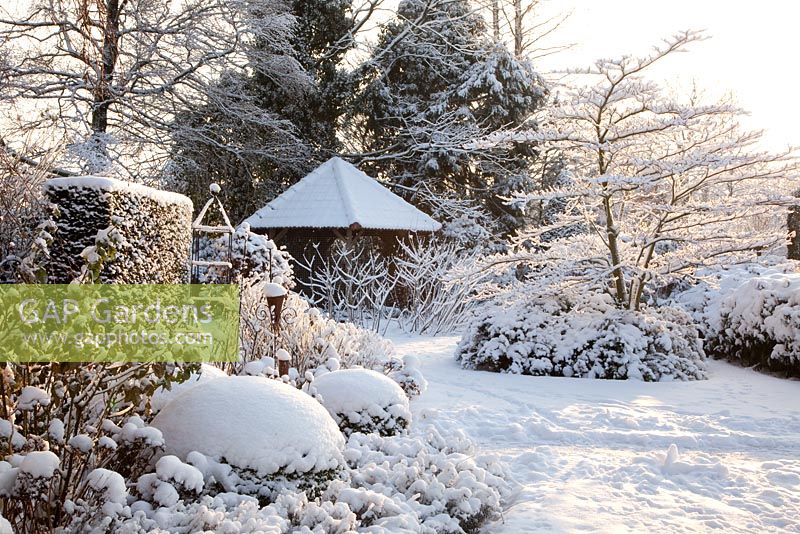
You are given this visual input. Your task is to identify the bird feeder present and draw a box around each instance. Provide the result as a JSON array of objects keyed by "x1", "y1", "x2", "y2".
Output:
[{"x1": 263, "y1": 281, "x2": 287, "y2": 331}]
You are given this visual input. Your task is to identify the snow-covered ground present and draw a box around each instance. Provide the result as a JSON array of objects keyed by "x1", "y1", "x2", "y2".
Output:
[{"x1": 392, "y1": 333, "x2": 800, "y2": 533}]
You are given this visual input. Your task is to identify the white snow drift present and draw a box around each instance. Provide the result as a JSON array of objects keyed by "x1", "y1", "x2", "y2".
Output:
[{"x1": 396, "y1": 333, "x2": 800, "y2": 533}]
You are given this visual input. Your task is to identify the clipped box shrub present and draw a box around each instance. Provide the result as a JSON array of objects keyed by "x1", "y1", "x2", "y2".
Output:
[
  {"x1": 313, "y1": 369, "x2": 411, "y2": 437},
  {"x1": 45, "y1": 176, "x2": 192, "y2": 283},
  {"x1": 151, "y1": 376, "x2": 346, "y2": 501}
]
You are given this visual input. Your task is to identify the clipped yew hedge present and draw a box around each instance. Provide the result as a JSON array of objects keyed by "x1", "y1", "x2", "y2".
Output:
[{"x1": 45, "y1": 177, "x2": 192, "y2": 283}]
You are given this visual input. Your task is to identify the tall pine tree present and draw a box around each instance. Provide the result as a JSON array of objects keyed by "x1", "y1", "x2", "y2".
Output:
[
  {"x1": 355, "y1": 0, "x2": 548, "y2": 235},
  {"x1": 169, "y1": 0, "x2": 357, "y2": 223}
]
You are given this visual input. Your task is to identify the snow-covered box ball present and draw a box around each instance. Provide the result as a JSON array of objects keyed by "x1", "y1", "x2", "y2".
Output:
[
  {"x1": 313, "y1": 369, "x2": 411, "y2": 437},
  {"x1": 152, "y1": 376, "x2": 345, "y2": 477}
]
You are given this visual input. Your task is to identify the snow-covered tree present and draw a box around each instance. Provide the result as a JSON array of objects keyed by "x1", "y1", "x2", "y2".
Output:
[
  {"x1": 480, "y1": 0, "x2": 569, "y2": 59},
  {"x1": 353, "y1": 0, "x2": 549, "y2": 235},
  {"x1": 467, "y1": 31, "x2": 799, "y2": 309},
  {"x1": 167, "y1": 72, "x2": 313, "y2": 224},
  {"x1": 0, "y1": 0, "x2": 300, "y2": 181},
  {"x1": 170, "y1": 0, "x2": 385, "y2": 222}
]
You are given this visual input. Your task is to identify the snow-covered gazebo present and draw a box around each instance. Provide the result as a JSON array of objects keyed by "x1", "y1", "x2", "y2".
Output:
[{"x1": 243, "y1": 157, "x2": 441, "y2": 265}]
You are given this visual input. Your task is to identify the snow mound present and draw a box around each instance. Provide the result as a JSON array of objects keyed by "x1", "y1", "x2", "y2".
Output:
[
  {"x1": 314, "y1": 369, "x2": 411, "y2": 436},
  {"x1": 657, "y1": 444, "x2": 729, "y2": 478},
  {"x1": 19, "y1": 451, "x2": 59, "y2": 478},
  {"x1": 151, "y1": 376, "x2": 345, "y2": 476},
  {"x1": 16, "y1": 386, "x2": 50, "y2": 411},
  {"x1": 150, "y1": 364, "x2": 227, "y2": 413}
]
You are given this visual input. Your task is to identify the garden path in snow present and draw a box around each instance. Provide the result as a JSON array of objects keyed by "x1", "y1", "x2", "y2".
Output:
[{"x1": 391, "y1": 333, "x2": 800, "y2": 533}]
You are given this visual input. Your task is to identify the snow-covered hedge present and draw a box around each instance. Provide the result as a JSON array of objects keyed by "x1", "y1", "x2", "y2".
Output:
[
  {"x1": 314, "y1": 369, "x2": 412, "y2": 437},
  {"x1": 151, "y1": 376, "x2": 346, "y2": 499},
  {"x1": 45, "y1": 176, "x2": 192, "y2": 283},
  {"x1": 457, "y1": 295, "x2": 707, "y2": 381},
  {"x1": 677, "y1": 262, "x2": 800, "y2": 375}
]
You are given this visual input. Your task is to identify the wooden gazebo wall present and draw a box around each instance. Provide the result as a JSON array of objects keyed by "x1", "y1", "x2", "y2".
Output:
[{"x1": 253, "y1": 226, "x2": 424, "y2": 296}]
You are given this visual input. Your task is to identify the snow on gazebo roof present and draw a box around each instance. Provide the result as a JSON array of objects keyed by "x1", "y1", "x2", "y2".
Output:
[{"x1": 243, "y1": 157, "x2": 441, "y2": 233}]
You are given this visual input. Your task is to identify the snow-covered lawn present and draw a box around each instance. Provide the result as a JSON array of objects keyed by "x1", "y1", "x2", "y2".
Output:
[{"x1": 392, "y1": 333, "x2": 800, "y2": 533}]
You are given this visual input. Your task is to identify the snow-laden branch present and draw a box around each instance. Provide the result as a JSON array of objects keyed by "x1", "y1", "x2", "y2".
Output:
[{"x1": 0, "y1": 0, "x2": 305, "y2": 180}]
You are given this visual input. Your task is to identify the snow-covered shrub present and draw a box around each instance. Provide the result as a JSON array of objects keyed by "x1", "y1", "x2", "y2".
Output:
[
  {"x1": 298, "y1": 238, "x2": 397, "y2": 333},
  {"x1": 196, "y1": 223, "x2": 295, "y2": 285},
  {"x1": 668, "y1": 260, "x2": 800, "y2": 375},
  {"x1": 299, "y1": 236, "x2": 480, "y2": 335},
  {"x1": 393, "y1": 237, "x2": 482, "y2": 335},
  {"x1": 0, "y1": 148, "x2": 55, "y2": 283},
  {"x1": 384, "y1": 354, "x2": 428, "y2": 398},
  {"x1": 343, "y1": 427, "x2": 509, "y2": 532},
  {"x1": 0, "y1": 414, "x2": 166, "y2": 533},
  {"x1": 44, "y1": 176, "x2": 192, "y2": 283},
  {"x1": 133, "y1": 454, "x2": 206, "y2": 511},
  {"x1": 233, "y1": 223, "x2": 294, "y2": 283},
  {"x1": 239, "y1": 286, "x2": 394, "y2": 375},
  {"x1": 669, "y1": 260, "x2": 792, "y2": 329},
  {"x1": 457, "y1": 294, "x2": 707, "y2": 381},
  {"x1": 151, "y1": 376, "x2": 346, "y2": 500},
  {"x1": 114, "y1": 426, "x2": 506, "y2": 533},
  {"x1": 0, "y1": 360, "x2": 193, "y2": 531},
  {"x1": 314, "y1": 369, "x2": 411, "y2": 437},
  {"x1": 150, "y1": 363, "x2": 228, "y2": 413},
  {"x1": 704, "y1": 270, "x2": 800, "y2": 374}
]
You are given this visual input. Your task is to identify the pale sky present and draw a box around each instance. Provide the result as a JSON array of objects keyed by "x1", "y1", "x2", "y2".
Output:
[{"x1": 533, "y1": 0, "x2": 800, "y2": 151}]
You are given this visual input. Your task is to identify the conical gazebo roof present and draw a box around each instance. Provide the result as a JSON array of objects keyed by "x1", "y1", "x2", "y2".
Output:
[{"x1": 243, "y1": 157, "x2": 441, "y2": 233}]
